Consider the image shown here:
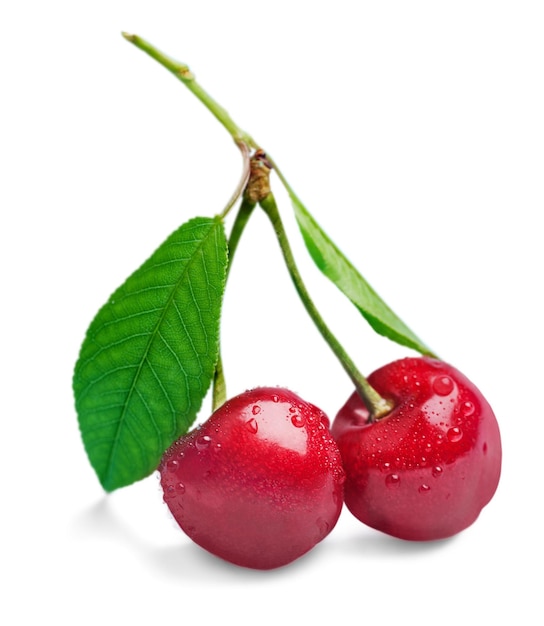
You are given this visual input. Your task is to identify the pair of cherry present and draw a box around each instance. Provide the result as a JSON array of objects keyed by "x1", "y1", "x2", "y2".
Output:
[
  {"x1": 68, "y1": 33, "x2": 503, "y2": 575},
  {"x1": 160, "y1": 356, "x2": 502, "y2": 570},
  {"x1": 111, "y1": 32, "x2": 502, "y2": 571}
]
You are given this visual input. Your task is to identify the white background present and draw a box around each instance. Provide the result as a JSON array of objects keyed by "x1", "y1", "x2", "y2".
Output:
[{"x1": 2, "y1": 1, "x2": 542, "y2": 624}]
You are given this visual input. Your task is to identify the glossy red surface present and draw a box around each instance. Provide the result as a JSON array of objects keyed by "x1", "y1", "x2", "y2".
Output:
[
  {"x1": 331, "y1": 357, "x2": 502, "y2": 540},
  {"x1": 160, "y1": 387, "x2": 345, "y2": 569}
]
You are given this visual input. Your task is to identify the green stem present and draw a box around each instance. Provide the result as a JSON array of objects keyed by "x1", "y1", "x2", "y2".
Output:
[
  {"x1": 259, "y1": 193, "x2": 393, "y2": 420},
  {"x1": 227, "y1": 197, "x2": 257, "y2": 260},
  {"x1": 212, "y1": 197, "x2": 257, "y2": 411},
  {"x1": 211, "y1": 354, "x2": 227, "y2": 412},
  {"x1": 218, "y1": 141, "x2": 252, "y2": 220},
  {"x1": 122, "y1": 33, "x2": 257, "y2": 150}
]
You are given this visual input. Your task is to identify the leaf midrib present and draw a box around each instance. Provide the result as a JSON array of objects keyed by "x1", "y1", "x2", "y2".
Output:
[{"x1": 103, "y1": 218, "x2": 219, "y2": 489}]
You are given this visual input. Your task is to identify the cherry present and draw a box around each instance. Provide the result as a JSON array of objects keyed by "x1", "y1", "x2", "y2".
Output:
[
  {"x1": 331, "y1": 356, "x2": 501, "y2": 541},
  {"x1": 159, "y1": 387, "x2": 345, "y2": 569}
]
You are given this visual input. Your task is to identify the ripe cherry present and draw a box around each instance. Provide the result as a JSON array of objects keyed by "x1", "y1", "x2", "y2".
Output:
[
  {"x1": 331, "y1": 357, "x2": 501, "y2": 541},
  {"x1": 159, "y1": 387, "x2": 345, "y2": 569}
]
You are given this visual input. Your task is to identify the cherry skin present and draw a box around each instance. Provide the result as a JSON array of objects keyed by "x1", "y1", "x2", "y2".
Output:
[
  {"x1": 159, "y1": 387, "x2": 345, "y2": 569},
  {"x1": 331, "y1": 357, "x2": 501, "y2": 541}
]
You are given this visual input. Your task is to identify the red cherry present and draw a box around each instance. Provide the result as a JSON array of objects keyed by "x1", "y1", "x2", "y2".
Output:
[
  {"x1": 159, "y1": 387, "x2": 345, "y2": 569},
  {"x1": 331, "y1": 357, "x2": 501, "y2": 541}
]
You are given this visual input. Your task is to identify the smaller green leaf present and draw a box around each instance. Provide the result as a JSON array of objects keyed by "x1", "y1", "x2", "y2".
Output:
[
  {"x1": 73, "y1": 216, "x2": 228, "y2": 492},
  {"x1": 291, "y1": 197, "x2": 435, "y2": 356}
]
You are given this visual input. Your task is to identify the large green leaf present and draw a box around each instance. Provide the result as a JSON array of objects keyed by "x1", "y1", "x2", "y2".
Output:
[
  {"x1": 292, "y1": 197, "x2": 435, "y2": 356},
  {"x1": 73, "y1": 216, "x2": 228, "y2": 491}
]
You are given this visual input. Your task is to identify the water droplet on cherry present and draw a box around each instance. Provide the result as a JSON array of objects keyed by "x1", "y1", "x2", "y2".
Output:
[
  {"x1": 166, "y1": 459, "x2": 179, "y2": 472},
  {"x1": 316, "y1": 517, "x2": 330, "y2": 539},
  {"x1": 252, "y1": 405, "x2": 261, "y2": 415},
  {"x1": 176, "y1": 482, "x2": 186, "y2": 494},
  {"x1": 432, "y1": 466, "x2": 443, "y2": 478},
  {"x1": 433, "y1": 375, "x2": 454, "y2": 396},
  {"x1": 386, "y1": 473, "x2": 400, "y2": 488},
  {"x1": 245, "y1": 418, "x2": 258, "y2": 434},
  {"x1": 447, "y1": 426, "x2": 463, "y2": 442},
  {"x1": 462, "y1": 401, "x2": 475, "y2": 416},
  {"x1": 291, "y1": 414, "x2": 305, "y2": 428},
  {"x1": 418, "y1": 484, "x2": 431, "y2": 494},
  {"x1": 196, "y1": 435, "x2": 212, "y2": 450}
]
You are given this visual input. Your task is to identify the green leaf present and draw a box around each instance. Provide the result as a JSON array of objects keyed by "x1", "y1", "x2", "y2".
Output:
[
  {"x1": 73, "y1": 216, "x2": 228, "y2": 492},
  {"x1": 291, "y1": 197, "x2": 435, "y2": 356}
]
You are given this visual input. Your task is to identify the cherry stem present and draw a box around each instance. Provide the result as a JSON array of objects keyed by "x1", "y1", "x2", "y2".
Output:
[
  {"x1": 259, "y1": 193, "x2": 393, "y2": 420},
  {"x1": 122, "y1": 33, "x2": 258, "y2": 151},
  {"x1": 218, "y1": 142, "x2": 252, "y2": 220},
  {"x1": 122, "y1": 32, "x2": 393, "y2": 420},
  {"x1": 212, "y1": 197, "x2": 256, "y2": 411}
]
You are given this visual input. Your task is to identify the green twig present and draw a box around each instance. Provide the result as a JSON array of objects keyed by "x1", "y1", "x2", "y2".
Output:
[
  {"x1": 212, "y1": 198, "x2": 257, "y2": 411},
  {"x1": 122, "y1": 33, "x2": 257, "y2": 150},
  {"x1": 259, "y1": 193, "x2": 393, "y2": 420}
]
